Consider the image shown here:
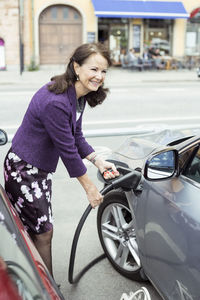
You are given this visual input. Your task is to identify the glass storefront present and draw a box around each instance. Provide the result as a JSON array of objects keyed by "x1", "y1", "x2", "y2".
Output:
[
  {"x1": 98, "y1": 17, "x2": 174, "y2": 64},
  {"x1": 143, "y1": 19, "x2": 173, "y2": 55},
  {"x1": 98, "y1": 18, "x2": 129, "y2": 64},
  {"x1": 186, "y1": 9, "x2": 200, "y2": 56}
]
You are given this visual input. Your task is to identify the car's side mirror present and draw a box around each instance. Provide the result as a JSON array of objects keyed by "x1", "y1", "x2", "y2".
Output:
[
  {"x1": 144, "y1": 149, "x2": 178, "y2": 181},
  {"x1": 0, "y1": 129, "x2": 8, "y2": 146}
]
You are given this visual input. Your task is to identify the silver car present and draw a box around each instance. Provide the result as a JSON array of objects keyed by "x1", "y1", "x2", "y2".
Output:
[{"x1": 97, "y1": 130, "x2": 200, "y2": 300}]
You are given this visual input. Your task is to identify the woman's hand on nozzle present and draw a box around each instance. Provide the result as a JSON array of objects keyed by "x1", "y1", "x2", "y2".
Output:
[{"x1": 95, "y1": 159, "x2": 120, "y2": 180}]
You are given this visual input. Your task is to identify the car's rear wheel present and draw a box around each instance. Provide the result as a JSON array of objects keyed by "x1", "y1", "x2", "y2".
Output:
[{"x1": 97, "y1": 190, "x2": 146, "y2": 281}]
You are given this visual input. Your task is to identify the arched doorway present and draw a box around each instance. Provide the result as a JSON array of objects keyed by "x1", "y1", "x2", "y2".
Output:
[
  {"x1": 39, "y1": 5, "x2": 82, "y2": 64},
  {"x1": 0, "y1": 38, "x2": 6, "y2": 70}
]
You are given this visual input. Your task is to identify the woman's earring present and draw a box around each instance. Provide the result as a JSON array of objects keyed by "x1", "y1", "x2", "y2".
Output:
[{"x1": 76, "y1": 74, "x2": 79, "y2": 81}]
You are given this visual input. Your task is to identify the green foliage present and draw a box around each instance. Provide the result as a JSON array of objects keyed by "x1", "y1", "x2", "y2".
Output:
[{"x1": 28, "y1": 59, "x2": 39, "y2": 71}]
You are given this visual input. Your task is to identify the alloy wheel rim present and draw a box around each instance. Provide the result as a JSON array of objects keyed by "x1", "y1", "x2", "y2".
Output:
[{"x1": 101, "y1": 203, "x2": 141, "y2": 271}]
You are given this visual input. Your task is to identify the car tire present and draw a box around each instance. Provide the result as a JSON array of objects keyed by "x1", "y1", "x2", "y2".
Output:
[{"x1": 97, "y1": 190, "x2": 147, "y2": 281}]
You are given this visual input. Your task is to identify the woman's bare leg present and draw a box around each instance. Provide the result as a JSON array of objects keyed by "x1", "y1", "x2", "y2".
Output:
[{"x1": 31, "y1": 229, "x2": 54, "y2": 277}]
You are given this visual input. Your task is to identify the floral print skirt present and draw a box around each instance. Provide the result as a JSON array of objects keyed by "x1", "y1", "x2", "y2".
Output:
[{"x1": 4, "y1": 148, "x2": 53, "y2": 235}]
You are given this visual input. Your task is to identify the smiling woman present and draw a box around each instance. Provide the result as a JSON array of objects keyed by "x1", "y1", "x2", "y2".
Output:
[
  {"x1": 73, "y1": 53, "x2": 108, "y2": 98},
  {"x1": 48, "y1": 43, "x2": 112, "y2": 107},
  {"x1": 3, "y1": 43, "x2": 119, "y2": 279}
]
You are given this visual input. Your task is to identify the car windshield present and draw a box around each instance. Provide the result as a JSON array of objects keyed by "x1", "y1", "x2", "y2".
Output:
[
  {"x1": 115, "y1": 137, "x2": 158, "y2": 159},
  {"x1": 115, "y1": 129, "x2": 195, "y2": 160}
]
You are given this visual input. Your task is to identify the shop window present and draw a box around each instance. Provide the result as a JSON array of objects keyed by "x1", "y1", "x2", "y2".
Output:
[
  {"x1": 132, "y1": 25, "x2": 141, "y2": 53},
  {"x1": 144, "y1": 19, "x2": 173, "y2": 55},
  {"x1": 144, "y1": 19, "x2": 172, "y2": 28},
  {"x1": 186, "y1": 8, "x2": 200, "y2": 56},
  {"x1": 98, "y1": 18, "x2": 129, "y2": 64}
]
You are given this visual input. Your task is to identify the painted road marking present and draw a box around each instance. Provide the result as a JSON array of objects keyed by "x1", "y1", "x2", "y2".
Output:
[{"x1": 3, "y1": 116, "x2": 200, "y2": 130}]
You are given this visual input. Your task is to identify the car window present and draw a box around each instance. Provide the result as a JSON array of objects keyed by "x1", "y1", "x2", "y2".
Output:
[
  {"x1": 183, "y1": 147, "x2": 200, "y2": 183},
  {"x1": 179, "y1": 145, "x2": 198, "y2": 172},
  {"x1": 168, "y1": 135, "x2": 194, "y2": 146}
]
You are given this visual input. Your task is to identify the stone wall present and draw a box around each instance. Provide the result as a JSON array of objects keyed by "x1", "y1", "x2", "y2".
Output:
[
  {"x1": 23, "y1": 0, "x2": 32, "y2": 68},
  {"x1": 0, "y1": 0, "x2": 19, "y2": 69}
]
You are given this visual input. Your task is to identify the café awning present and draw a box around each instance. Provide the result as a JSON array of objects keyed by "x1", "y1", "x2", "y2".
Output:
[{"x1": 91, "y1": 0, "x2": 189, "y2": 19}]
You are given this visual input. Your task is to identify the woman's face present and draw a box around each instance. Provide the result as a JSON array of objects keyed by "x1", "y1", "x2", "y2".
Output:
[{"x1": 74, "y1": 53, "x2": 108, "y2": 98}]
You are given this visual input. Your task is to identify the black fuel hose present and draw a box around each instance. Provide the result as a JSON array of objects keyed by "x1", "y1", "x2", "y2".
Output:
[
  {"x1": 68, "y1": 169, "x2": 141, "y2": 284},
  {"x1": 68, "y1": 184, "x2": 113, "y2": 284}
]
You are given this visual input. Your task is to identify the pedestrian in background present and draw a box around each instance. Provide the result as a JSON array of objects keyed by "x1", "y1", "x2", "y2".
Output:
[
  {"x1": 3, "y1": 43, "x2": 119, "y2": 277},
  {"x1": 127, "y1": 48, "x2": 137, "y2": 66}
]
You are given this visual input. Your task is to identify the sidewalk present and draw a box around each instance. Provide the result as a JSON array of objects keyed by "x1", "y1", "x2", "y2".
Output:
[
  {"x1": 0, "y1": 67, "x2": 198, "y2": 87},
  {"x1": 107, "y1": 67, "x2": 199, "y2": 86}
]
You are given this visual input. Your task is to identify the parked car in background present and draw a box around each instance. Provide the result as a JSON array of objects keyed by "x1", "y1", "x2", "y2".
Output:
[
  {"x1": 97, "y1": 130, "x2": 200, "y2": 300},
  {"x1": 150, "y1": 38, "x2": 170, "y2": 54},
  {"x1": 197, "y1": 67, "x2": 200, "y2": 78},
  {"x1": 0, "y1": 129, "x2": 64, "y2": 300}
]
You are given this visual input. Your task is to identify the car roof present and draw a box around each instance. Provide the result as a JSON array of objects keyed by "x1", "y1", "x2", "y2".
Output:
[{"x1": 173, "y1": 135, "x2": 200, "y2": 152}]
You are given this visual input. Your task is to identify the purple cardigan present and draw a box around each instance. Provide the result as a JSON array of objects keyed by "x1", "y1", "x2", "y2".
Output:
[{"x1": 12, "y1": 84, "x2": 94, "y2": 177}]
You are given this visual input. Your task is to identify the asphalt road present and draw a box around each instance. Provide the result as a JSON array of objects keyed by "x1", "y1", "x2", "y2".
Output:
[{"x1": 1, "y1": 68, "x2": 200, "y2": 137}]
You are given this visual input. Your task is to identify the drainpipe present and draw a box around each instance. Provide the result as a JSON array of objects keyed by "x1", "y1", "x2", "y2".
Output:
[
  {"x1": 18, "y1": 0, "x2": 24, "y2": 74},
  {"x1": 31, "y1": 0, "x2": 36, "y2": 67}
]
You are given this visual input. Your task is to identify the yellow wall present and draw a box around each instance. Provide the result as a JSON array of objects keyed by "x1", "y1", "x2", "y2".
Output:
[
  {"x1": 173, "y1": 19, "x2": 186, "y2": 57},
  {"x1": 0, "y1": 0, "x2": 20, "y2": 68},
  {"x1": 183, "y1": 0, "x2": 200, "y2": 14}
]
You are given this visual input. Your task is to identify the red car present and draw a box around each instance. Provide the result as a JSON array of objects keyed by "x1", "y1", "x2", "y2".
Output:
[{"x1": 0, "y1": 129, "x2": 64, "y2": 300}]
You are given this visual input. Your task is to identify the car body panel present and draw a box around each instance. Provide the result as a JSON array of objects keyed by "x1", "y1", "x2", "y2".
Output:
[
  {"x1": 136, "y1": 177, "x2": 200, "y2": 300},
  {"x1": 0, "y1": 183, "x2": 63, "y2": 300}
]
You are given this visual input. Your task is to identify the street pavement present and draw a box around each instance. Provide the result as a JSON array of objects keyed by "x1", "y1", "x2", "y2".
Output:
[
  {"x1": 0, "y1": 67, "x2": 199, "y2": 299},
  {"x1": 1, "y1": 67, "x2": 200, "y2": 139},
  {"x1": 0, "y1": 66, "x2": 198, "y2": 86}
]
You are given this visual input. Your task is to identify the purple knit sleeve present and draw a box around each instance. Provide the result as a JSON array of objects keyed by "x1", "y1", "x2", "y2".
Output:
[{"x1": 41, "y1": 101, "x2": 87, "y2": 178}]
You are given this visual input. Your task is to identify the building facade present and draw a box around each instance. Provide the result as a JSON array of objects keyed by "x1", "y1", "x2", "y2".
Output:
[{"x1": 0, "y1": 0, "x2": 199, "y2": 70}]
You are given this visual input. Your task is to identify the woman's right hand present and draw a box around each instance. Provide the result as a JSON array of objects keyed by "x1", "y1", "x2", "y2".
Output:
[
  {"x1": 77, "y1": 173, "x2": 103, "y2": 208},
  {"x1": 86, "y1": 185, "x2": 103, "y2": 208}
]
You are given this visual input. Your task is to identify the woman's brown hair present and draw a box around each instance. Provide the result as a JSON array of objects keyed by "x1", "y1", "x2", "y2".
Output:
[{"x1": 48, "y1": 43, "x2": 112, "y2": 107}]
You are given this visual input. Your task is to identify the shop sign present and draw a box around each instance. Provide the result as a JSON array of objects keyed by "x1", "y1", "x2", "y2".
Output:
[
  {"x1": 87, "y1": 32, "x2": 96, "y2": 43},
  {"x1": 132, "y1": 25, "x2": 141, "y2": 53},
  {"x1": 186, "y1": 32, "x2": 196, "y2": 48}
]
